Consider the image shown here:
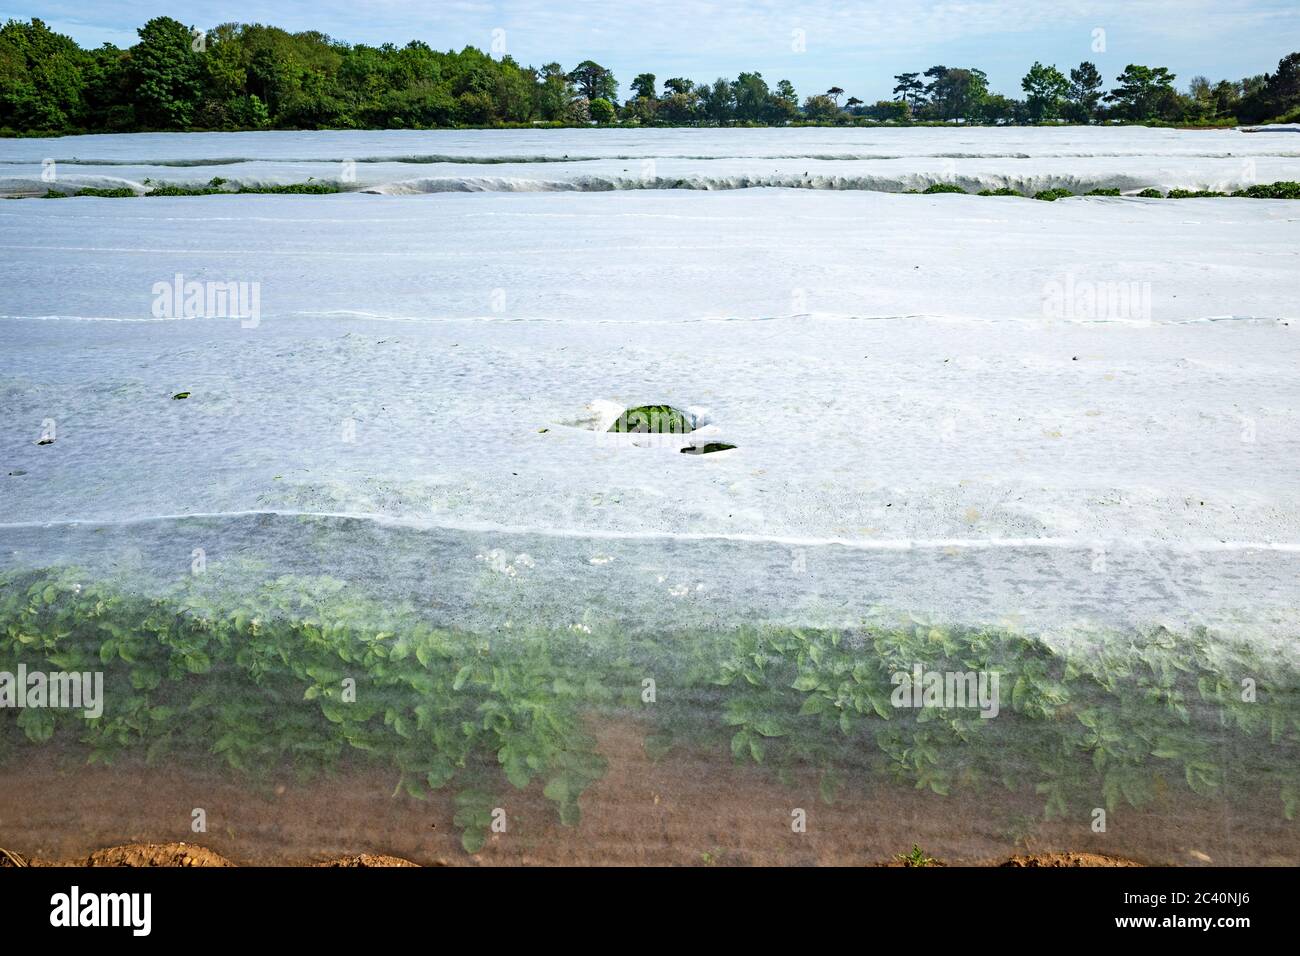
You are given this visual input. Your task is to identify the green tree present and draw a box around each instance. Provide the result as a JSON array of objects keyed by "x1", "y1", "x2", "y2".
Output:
[
  {"x1": 698, "y1": 77, "x2": 733, "y2": 123},
  {"x1": 0, "y1": 18, "x2": 91, "y2": 130},
  {"x1": 1210, "y1": 79, "x2": 1243, "y2": 119},
  {"x1": 537, "y1": 62, "x2": 573, "y2": 121},
  {"x1": 924, "y1": 66, "x2": 988, "y2": 122},
  {"x1": 1021, "y1": 61, "x2": 1069, "y2": 122},
  {"x1": 567, "y1": 60, "x2": 616, "y2": 103},
  {"x1": 622, "y1": 95, "x2": 657, "y2": 123},
  {"x1": 131, "y1": 16, "x2": 203, "y2": 128},
  {"x1": 981, "y1": 93, "x2": 1021, "y2": 125},
  {"x1": 731, "y1": 71, "x2": 770, "y2": 122},
  {"x1": 3, "y1": 14, "x2": 1288, "y2": 136},
  {"x1": 1106, "y1": 64, "x2": 1178, "y2": 121},
  {"x1": 588, "y1": 96, "x2": 616, "y2": 123},
  {"x1": 1238, "y1": 52, "x2": 1300, "y2": 123},
  {"x1": 82, "y1": 42, "x2": 133, "y2": 130},
  {"x1": 765, "y1": 84, "x2": 799, "y2": 124},
  {"x1": 630, "y1": 72, "x2": 656, "y2": 100},
  {"x1": 801, "y1": 93, "x2": 840, "y2": 122},
  {"x1": 920, "y1": 64, "x2": 948, "y2": 113},
  {"x1": 657, "y1": 83, "x2": 700, "y2": 123},
  {"x1": 1182, "y1": 75, "x2": 1220, "y2": 123},
  {"x1": 892, "y1": 72, "x2": 923, "y2": 109},
  {"x1": 1066, "y1": 61, "x2": 1104, "y2": 123},
  {"x1": 867, "y1": 99, "x2": 910, "y2": 122}
]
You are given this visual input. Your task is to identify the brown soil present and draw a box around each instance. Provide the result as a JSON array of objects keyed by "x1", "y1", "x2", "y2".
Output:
[
  {"x1": 4, "y1": 842, "x2": 1138, "y2": 867},
  {"x1": 82, "y1": 842, "x2": 235, "y2": 867},
  {"x1": 1, "y1": 717, "x2": 1290, "y2": 867},
  {"x1": 1, "y1": 843, "x2": 416, "y2": 867},
  {"x1": 313, "y1": 853, "x2": 421, "y2": 867},
  {"x1": 1001, "y1": 852, "x2": 1139, "y2": 867},
  {"x1": 2, "y1": 842, "x2": 234, "y2": 867}
]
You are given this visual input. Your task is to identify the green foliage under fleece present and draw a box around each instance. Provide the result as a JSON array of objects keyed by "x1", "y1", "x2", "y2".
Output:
[
  {"x1": 1234, "y1": 181, "x2": 1300, "y2": 199},
  {"x1": 20, "y1": 181, "x2": 1300, "y2": 202},
  {"x1": 32, "y1": 181, "x2": 343, "y2": 198},
  {"x1": 2, "y1": 567, "x2": 1297, "y2": 852},
  {"x1": 607, "y1": 405, "x2": 693, "y2": 434}
]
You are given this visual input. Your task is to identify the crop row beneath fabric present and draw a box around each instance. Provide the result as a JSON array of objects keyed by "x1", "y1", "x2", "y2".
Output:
[
  {"x1": 18, "y1": 179, "x2": 1300, "y2": 200},
  {"x1": 2, "y1": 566, "x2": 1296, "y2": 852}
]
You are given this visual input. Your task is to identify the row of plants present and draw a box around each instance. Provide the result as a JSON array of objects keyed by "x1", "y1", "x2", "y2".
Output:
[
  {"x1": 22, "y1": 179, "x2": 1300, "y2": 201},
  {"x1": 912, "y1": 180, "x2": 1300, "y2": 200},
  {"x1": 2, "y1": 565, "x2": 1297, "y2": 851},
  {"x1": 32, "y1": 177, "x2": 342, "y2": 199}
]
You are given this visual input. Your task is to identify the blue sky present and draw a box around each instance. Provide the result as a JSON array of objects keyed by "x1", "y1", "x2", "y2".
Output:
[{"x1": 6, "y1": 1, "x2": 1299, "y2": 102}]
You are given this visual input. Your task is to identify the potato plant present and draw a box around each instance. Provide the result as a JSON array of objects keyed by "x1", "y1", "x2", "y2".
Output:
[
  {"x1": 0, "y1": 568, "x2": 611, "y2": 853},
  {"x1": 2, "y1": 566, "x2": 1297, "y2": 852}
]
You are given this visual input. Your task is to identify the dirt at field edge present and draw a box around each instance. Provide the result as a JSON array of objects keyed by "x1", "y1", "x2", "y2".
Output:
[{"x1": 1, "y1": 841, "x2": 1137, "y2": 868}]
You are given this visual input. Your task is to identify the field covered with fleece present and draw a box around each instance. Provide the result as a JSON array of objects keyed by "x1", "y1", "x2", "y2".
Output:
[{"x1": 1, "y1": 126, "x2": 1298, "y2": 861}]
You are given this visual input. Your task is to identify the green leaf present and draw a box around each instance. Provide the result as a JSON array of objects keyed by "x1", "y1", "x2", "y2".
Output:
[
  {"x1": 17, "y1": 707, "x2": 55, "y2": 742},
  {"x1": 543, "y1": 774, "x2": 572, "y2": 805},
  {"x1": 798, "y1": 695, "x2": 827, "y2": 716},
  {"x1": 461, "y1": 828, "x2": 487, "y2": 854},
  {"x1": 503, "y1": 752, "x2": 532, "y2": 789},
  {"x1": 749, "y1": 716, "x2": 786, "y2": 738},
  {"x1": 730, "y1": 730, "x2": 750, "y2": 759},
  {"x1": 426, "y1": 760, "x2": 455, "y2": 790}
]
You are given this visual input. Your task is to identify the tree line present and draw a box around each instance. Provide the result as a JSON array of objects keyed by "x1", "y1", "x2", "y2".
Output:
[{"x1": 1, "y1": 16, "x2": 1297, "y2": 134}]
